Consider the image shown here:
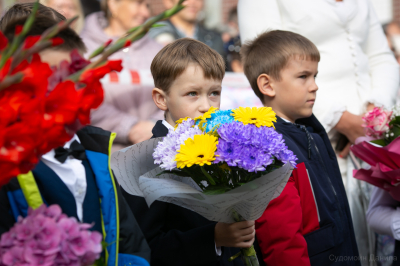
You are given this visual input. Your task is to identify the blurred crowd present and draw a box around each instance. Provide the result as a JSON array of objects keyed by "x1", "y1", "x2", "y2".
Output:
[{"x1": 1, "y1": 0, "x2": 400, "y2": 265}]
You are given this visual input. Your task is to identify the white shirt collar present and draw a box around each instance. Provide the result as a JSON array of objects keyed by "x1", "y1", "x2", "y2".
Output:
[
  {"x1": 162, "y1": 120, "x2": 174, "y2": 130},
  {"x1": 280, "y1": 117, "x2": 291, "y2": 123},
  {"x1": 41, "y1": 134, "x2": 81, "y2": 164}
]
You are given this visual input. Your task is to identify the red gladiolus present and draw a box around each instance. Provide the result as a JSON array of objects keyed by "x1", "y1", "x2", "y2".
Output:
[{"x1": 0, "y1": 30, "x2": 120, "y2": 185}]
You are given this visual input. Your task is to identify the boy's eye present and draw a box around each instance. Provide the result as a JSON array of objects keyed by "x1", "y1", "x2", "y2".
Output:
[
  {"x1": 187, "y1": 92, "x2": 197, "y2": 96},
  {"x1": 210, "y1": 91, "x2": 220, "y2": 96},
  {"x1": 299, "y1": 75, "x2": 307, "y2": 79}
]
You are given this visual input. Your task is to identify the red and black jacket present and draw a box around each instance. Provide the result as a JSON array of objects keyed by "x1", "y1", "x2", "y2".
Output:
[{"x1": 255, "y1": 116, "x2": 360, "y2": 266}]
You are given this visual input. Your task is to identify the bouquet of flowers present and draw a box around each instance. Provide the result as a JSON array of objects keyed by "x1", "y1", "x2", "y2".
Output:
[
  {"x1": 0, "y1": 205, "x2": 102, "y2": 266},
  {"x1": 153, "y1": 107, "x2": 297, "y2": 194},
  {"x1": 112, "y1": 106, "x2": 297, "y2": 266},
  {"x1": 351, "y1": 106, "x2": 400, "y2": 201}
]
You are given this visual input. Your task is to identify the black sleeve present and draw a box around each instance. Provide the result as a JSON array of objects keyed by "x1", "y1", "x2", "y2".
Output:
[
  {"x1": 121, "y1": 189, "x2": 220, "y2": 266},
  {"x1": 0, "y1": 181, "x2": 18, "y2": 236},
  {"x1": 115, "y1": 181, "x2": 151, "y2": 263}
]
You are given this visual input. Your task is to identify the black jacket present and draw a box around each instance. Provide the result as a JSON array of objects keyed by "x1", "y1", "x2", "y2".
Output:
[
  {"x1": 270, "y1": 116, "x2": 361, "y2": 265},
  {"x1": 121, "y1": 120, "x2": 246, "y2": 266},
  {"x1": 0, "y1": 126, "x2": 151, "y2": 264}
]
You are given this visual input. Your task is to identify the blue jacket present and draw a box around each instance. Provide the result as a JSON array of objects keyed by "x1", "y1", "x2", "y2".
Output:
[{"x1": 0, "y1": 126, "x2": 151, "y2": 266}]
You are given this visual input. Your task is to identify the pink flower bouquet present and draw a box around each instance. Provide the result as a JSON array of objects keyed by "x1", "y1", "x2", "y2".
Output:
[
  {"x1": 351, "y1": 106, "x2": 400, "y2": 201},
  {"x1": 0, "y1": 205, "x2": 102, "y2": 266}
]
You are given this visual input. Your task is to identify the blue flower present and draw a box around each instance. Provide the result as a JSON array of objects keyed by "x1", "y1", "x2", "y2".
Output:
[{"x1": 198, "y1": 110, "x2": 235, "y2": 133}]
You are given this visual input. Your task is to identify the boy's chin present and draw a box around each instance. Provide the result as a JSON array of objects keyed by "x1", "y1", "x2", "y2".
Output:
[{"x1": 296, "y1": 110, "x2": 313, "y2": 120}]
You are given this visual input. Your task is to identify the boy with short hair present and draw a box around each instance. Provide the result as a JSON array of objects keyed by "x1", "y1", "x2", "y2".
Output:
[
  {"x1": 0, "y1": 7, "x2": 151, "y2": 266},
  {"x1": 240, "y1": 30, "x2": 360, "y2": 266},
  {"x1": 121, "y1": 38, "x2": 256, "y2": 266}
]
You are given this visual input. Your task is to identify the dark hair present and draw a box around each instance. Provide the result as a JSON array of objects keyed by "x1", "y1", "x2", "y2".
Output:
[
  {"x1": 0, "y1": 3, "x2": 65, "y2": 31},
  {"x1": 241, "y1": 30, "x2": 320, "y2": 103},
  {"x1": 228, "y1": 7, "x2": 237, "y2": 23},
  {"x1": 151, "y1": 38, "x2": 225, "y2": 93},
  {"x1": 2, "y1": 15, "x2": 86, "y2": 53}
]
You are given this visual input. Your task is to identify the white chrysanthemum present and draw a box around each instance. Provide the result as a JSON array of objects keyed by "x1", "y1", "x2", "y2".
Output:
[{"x1": 153, "y1": 118, "x2": 203, "y2": 170}]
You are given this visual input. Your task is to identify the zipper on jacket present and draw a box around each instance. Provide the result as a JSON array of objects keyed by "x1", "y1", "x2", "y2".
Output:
[{"x1": 308, "y1": 134, "x2": 343, "y2": 226}]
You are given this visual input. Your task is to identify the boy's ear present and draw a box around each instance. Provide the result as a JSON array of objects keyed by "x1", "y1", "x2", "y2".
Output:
[
  {"x1": 152, "y1": 88, "x2": 168, "y2": 111},
  {"x1": 257, "y1": 74, "x2": 275, "y2": 98}
]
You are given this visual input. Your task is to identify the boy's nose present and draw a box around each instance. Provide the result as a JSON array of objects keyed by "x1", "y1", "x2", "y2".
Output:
[
  {"x1": 310, "y1": 81, "x2": 318, "y2": 92},
  {"x1": 198, "y1": 99, "x2": 211, "y2": 113}
]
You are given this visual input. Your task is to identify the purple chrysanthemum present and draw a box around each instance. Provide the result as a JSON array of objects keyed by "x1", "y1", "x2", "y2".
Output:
[
  {"x1": 215, "y1": 121, "x2": 297, "y2": 171},
  {"x1": 275, "y1": 148, "x2": 298, "y2": 167},
  {"x1": 214, "y1": 139, "x2": 242, "y2": 167},
  {"x1": 236, "y1": 146, "x2": 273, "y2": 172}
]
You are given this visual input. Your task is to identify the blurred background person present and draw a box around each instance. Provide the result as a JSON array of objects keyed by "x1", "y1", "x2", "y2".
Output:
[
  {"x1": 40, "y1": 0, "x2": 84, "y2": 32},
  {"x1": 384, "y1": 21, "x2": 400, "y2": 64},
  {"x1": 80, "y1": 0, "x2": 163, "y2": 151},
  {"x1": 238, "y1": 0, "x2": 399, "y2": 265},
  {"x1": 148, "y1": 0, "x2": 224, "y2": 57},
  {"x1": 221, "y1": 6, "x2": 239, "y2": 44}
]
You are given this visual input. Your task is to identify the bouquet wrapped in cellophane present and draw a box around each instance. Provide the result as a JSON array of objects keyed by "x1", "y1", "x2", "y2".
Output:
[
  {"x1": 351, "y1": 106, "x2": 400, "y2": 201},
  {"x1": 112, "y1": 106, "x2": 297, "y2": 266}
]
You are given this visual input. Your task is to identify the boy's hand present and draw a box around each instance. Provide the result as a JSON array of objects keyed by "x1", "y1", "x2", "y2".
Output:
[
  {"x1": 214, "y1": 221, "x2": 255, "y2": 248},
  {"x1": 129, "y1": 121, "x2": 154, "y2": 144}
]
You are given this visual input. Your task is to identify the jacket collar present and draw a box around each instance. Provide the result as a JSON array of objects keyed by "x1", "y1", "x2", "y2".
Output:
[
  {"x1": 275, "y1": 114, "x2": 325, "y2": 135},
  {"x1": 151, "y1": 120, "x2": 169, "y2": 138}
]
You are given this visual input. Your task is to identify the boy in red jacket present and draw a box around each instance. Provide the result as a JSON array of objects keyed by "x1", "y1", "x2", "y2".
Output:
[{"x1": 241, "y1": 30, "x2": 360, "y2": 265}]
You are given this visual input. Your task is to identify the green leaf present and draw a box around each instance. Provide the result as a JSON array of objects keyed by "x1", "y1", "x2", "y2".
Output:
[
  {"x1": 370, "y1": 139, "x2": 386, "y2": 146},
  {"x1": 389, "y1": 116, "x2": 400, "y2": 126}
]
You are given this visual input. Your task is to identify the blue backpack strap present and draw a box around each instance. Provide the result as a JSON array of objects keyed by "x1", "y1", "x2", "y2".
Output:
[
  {"x1": 86, "y1": 132, "x2": 120, "y2": 266},
  {"x1": 117, "y1": 254, "x2": 149, "y2": 266},
  {"x1": 7, "y1": 189, "x2": 29, "y2": 221}
]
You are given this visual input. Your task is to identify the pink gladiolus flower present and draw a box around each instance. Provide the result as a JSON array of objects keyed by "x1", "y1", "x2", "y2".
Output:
[
  {"x1": 0, "y1": 204, "x2": 103, "y2": 266},
  {"x1": 362, "y1": 107, "x2": 393, "y2": 137}
]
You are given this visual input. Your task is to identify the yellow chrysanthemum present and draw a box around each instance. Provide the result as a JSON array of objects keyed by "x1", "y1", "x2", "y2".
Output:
[
  {"x1": 232, "y1": 106, "x2": 277, "y2": 128},
  {"x1": 174, "y1": 117, "x2": 191, "y2": 129},
  {"x1": 175, "y1": 134, "x2": 218, "y2": 168},
  {"x1": 194, "y1": 106, "x2": 219, "y2": 121}
]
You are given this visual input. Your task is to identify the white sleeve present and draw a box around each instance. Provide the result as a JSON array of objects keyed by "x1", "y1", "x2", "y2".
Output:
[
  {"x1": 238, "y1": 0, "x2": 282, "y2": 45},
  {"x1": 215, "y1": 243, "x2": 222, "y2": 256},
  {"x1": 363, "y1": 1, "x2": 399, "y2": 109},
  {"x1": 366, "y1": 187, "x2": 400, "y2": 240}
]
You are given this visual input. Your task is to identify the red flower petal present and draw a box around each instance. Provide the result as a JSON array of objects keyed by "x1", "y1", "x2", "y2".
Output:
[
  {"x1": 51, "y1": 37, "x2": 64, "y2": 47},
  {"x1": 124, "y1": 40, "x2": 131, "y2": 48},
  {"x1": 23, "y1": 36, "x2": 40, "y2": 49},
  {"x1": 0, "y1": 31, "x2": 8, "y2": 50},
  {"x1": 15, "y1": 25, "x2": 23, "y2": 35}
]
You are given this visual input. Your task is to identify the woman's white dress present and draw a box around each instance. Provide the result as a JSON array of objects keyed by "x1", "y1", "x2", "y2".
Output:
[{"x1": 238, "y1": 0, "x2": 399, "y2": 264}]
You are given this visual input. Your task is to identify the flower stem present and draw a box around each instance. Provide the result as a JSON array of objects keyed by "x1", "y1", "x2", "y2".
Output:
[
  {"x1": 231, "y1": 210, "x2": 260, "y2": 266},
  {"x1": 200, "y1": 166, "x2": 216, "y2": 186}
]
